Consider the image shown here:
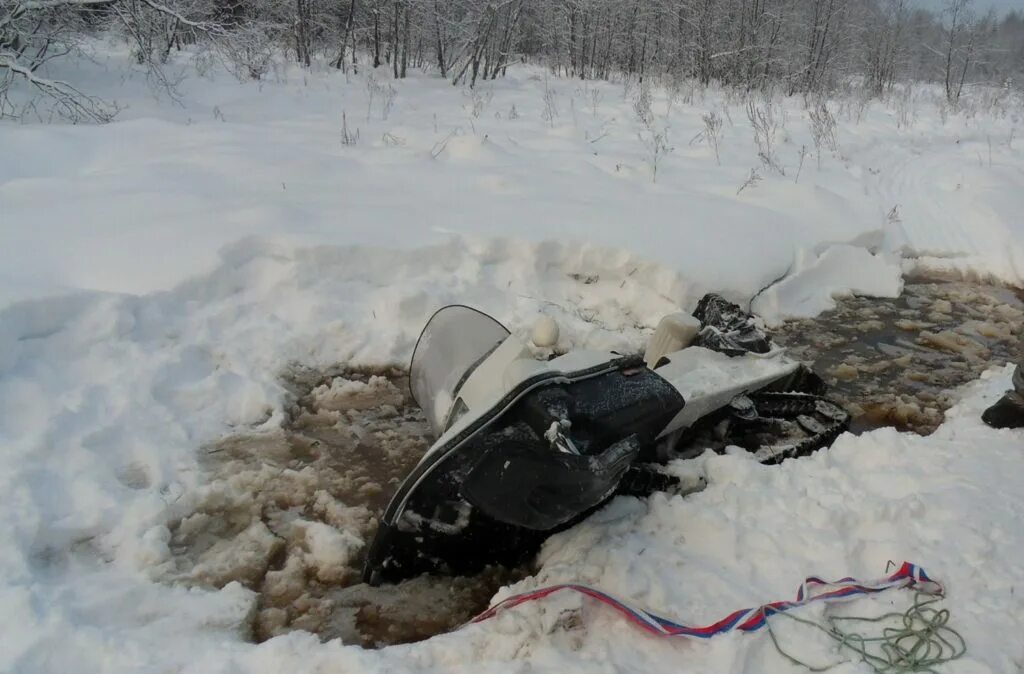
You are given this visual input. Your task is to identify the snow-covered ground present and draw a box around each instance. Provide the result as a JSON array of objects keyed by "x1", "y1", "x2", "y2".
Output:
[
  {"x1": 1, "y1": 43, "x2": 1023, "y2": 673},
  {"x1": 3, "y1": 44, "x2": 1023, "y2": 316}
]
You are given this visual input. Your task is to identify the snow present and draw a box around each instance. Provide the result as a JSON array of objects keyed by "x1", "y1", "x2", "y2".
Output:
[
  {"x1": 4, "y1": 46, "x2": 1024, "y2": 315},
  {"x1": 189, "y1": 521, "x2": 284, "y2": 587},
  {"x1": 752, "y1": 244, "x2": 905, "y2": 324},
  {"x1": 1, "y1": 43, "x2": 1024, "y2": 674},
  {"x1": 11, "y1": 366, "x2": 1021, "y2": 673},
  {"x1": 312, "y1": 375, "x2": 398, "y2": 411},
  {"x1": 297, "y1": 521, "x2": 363, "y2": 584}
]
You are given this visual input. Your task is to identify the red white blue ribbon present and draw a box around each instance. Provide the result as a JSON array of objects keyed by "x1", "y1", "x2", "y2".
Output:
[{"x1": 471, "y1": 562, "x2": 942, "y2": 638}]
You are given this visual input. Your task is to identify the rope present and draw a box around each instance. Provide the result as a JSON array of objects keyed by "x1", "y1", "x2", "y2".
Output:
[
  {"x1": 767, "y1": 592, "x2": 966, "y2": 674},
  {"x1": 472, "y1": 562, "x2": 943, "y2": 638},
  {"x1": 469, "y1": 562, "x2": 964, "y2": 673}
]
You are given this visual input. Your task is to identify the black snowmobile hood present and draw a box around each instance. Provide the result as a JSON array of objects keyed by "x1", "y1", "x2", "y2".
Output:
[{"x1": 379, "y1": 352, "x2": 646, "y2": 529}]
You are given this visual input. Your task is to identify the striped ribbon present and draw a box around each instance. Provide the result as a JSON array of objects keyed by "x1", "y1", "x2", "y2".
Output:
[{"x1": 471, "y1": 562, "x2": 943, "y2": 638}]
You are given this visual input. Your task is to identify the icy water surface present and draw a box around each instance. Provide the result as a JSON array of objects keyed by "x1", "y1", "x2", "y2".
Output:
[
  {"x1": 774, "y1": 280, "x2": 1023, "y2": 434},
  {"x1": 168, "y1": 367, "x2": 524, "y2": 647},
  {"x1": 166, "y1": 279, "x2": 1020, "y2": 648}
]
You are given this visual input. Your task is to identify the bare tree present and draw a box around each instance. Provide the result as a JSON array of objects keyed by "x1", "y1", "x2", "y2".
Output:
[
  {"x1": 2, "y1": 0, "x2": 121, "y2": 120},
  {"x1": 936, "y1": 0, "x2": 993, "y2": 105},
  {"x1": 5, "y1": 0, "x2": 1024, "y2": 124},
  {"x1": 863, "y1": 0, "x2": 908, "y2": 96},
  {"x1": 945, "y1": 0, "x2": 971, "y2": 104}
]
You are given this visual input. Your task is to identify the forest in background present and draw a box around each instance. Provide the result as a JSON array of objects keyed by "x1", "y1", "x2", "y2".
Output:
[{"x1": 2, "y1": 0, "x2": 1023, "y2": 122}]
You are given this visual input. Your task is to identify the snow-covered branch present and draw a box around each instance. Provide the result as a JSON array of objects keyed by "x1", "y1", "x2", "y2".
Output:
[
  {"x1": 136, "y1": 0, "x2": 219, "y2": 33},
  {"x1": 1, "y1": 0, "x2": 112, "y2": 32},
  {"x1": 0, "y1": 50, "x2": 117, "y2": 121},
  {"x1": 14, "y1": 0, "x2": 114, "y2": 9}
]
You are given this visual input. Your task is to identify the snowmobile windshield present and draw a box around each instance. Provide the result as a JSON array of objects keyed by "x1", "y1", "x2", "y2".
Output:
[{"x1": 410, "y1": 306, "x2": 511, "y2": 437}]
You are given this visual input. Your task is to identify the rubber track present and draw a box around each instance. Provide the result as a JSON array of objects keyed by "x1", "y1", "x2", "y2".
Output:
[{"x1": 747, "y1": 392, "x2": 850, "y2": 464}]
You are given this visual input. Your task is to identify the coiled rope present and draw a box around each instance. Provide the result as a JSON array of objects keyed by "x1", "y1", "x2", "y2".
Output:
[{"x1": 768, "y1": 591, "x2": 965, "y2": 674}]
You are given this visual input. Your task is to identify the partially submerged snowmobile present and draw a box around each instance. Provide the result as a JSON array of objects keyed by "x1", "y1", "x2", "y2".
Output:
[{"x1": 363, "y1": 296, "x2": 848, "y2": 585}]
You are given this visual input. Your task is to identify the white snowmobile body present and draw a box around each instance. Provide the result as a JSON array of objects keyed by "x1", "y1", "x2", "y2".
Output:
[{"x1": 363, "y1": 301, "x2": 836, "y2": 585}]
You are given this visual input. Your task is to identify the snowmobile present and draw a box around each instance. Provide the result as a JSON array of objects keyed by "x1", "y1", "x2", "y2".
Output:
[{"x1": 362, "y1": 295, "x2": 848, "y2": 586}]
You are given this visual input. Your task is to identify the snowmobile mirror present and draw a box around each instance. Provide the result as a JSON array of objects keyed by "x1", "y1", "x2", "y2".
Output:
[{"x1": 530, "y1": 315, "x2": 560, "y2": 347}]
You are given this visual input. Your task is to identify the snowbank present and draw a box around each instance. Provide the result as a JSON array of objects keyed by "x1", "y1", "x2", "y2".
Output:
[
  {"x1": 4, "y1": 44, "x2": 1022, "y2": 319},
  {"x1": 3, "y1": 45, "x2": 1024, "y2": 674},
  {"x1": 752, "y1": 244, "x2": 905, "y2": 324}
]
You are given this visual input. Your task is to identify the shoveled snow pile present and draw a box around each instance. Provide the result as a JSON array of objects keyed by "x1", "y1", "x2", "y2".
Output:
[
  {"x1": 753, "y1": 244, "x2": 905, "y2": 324},
  {"x1": 2, "y1": 43, "x2": 1024, "y2": 674}
]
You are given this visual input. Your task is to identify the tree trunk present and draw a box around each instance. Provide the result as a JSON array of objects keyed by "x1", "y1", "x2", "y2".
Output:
[
  {"x1": 333, "y1": 0, "x2": 357, "y2": 70},
  {"x1": 373, "y1": 4, "x2": 382, "y2": 68},
  {"x1": 401, "y1": 1, "x2": 410, "y2": 78},
  {"x1": 433, "y1": 0, "x2": 447, "y2": 77}
]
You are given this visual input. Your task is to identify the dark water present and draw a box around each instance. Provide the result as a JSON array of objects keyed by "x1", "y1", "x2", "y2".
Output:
[
  {"x1": 773, "y1": 280, "x2": 1023, "y2": 434},
  {"x1": 168, "y1": 367, "x2": 524, "y2": 647}
]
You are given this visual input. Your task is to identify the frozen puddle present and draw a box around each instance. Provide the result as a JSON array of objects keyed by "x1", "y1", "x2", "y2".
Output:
[
  {"x1": 168, "y1": 368, "x2": 523, "y2": 647},
  {"x1": 774, "y1": 279, "x2": 1023, "y2": 434},
  {"x1": 166, "y1": 279, "x2": 1020, "y2": 648}
]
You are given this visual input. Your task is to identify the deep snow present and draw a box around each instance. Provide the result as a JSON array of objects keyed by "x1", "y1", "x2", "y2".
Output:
[
  {"x1": 1, "y1": 42, "x2": 1024, "y2": 674},
  {"x1": 3, "y1": 43, "x2": 1024, "y2": 317}
]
